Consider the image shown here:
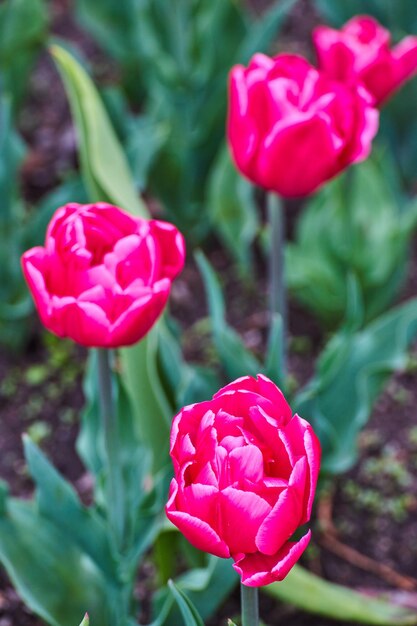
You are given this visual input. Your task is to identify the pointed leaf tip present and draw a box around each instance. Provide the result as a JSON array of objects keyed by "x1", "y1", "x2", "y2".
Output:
[{"x1": 79, "y1": 613, "x2": 89, "y2": 626}]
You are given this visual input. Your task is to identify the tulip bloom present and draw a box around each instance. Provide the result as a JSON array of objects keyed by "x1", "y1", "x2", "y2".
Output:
[
  {"x1": 314, "y1": 16, "x2": 417, "y2": 106},
  {"x1": 22, "y1": 203, "x2": 185, "y2": 347},
  {"x1": 166, "y1": 375, "x2": 321, "y2": 586},
  {"x1": 227, "y1": 53, "x2": 378, "y2": 197}
]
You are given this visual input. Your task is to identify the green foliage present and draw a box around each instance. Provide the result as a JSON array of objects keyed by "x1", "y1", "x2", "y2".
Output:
[
  {"x1": 295, "y1": 297, "x2": 417, "y2": 475},
  {"x1": 286, "y1": 158, "x2": 417, "y2": 328},
  {"x1": 51, "y1": 45, "x2": 147, "y2": 217},
  {"x1": 0, "y1": 368, "x2": 171, "y2": 626},
  {"x1": 0, "y1": 441, "x2": 117, "y2": 626},
  {"x1": 78, "y1": 351, "x2": 167, "y2": 564},
  {"x1": 196, "y1": 251, "x2": 285, "y2": 387},
  {"x1": 155, "y1": 556, "x2": 238, "y2": 626},
  {"x1": 121, "y1": 331, "x2": 173, "y2": 473},
  {"x1": 168, "y1": 581, "x2": 205, "y2": 626},
  {"x1": 75, "y1": 0, "x2": 295, "y2": 242},
  {"x1": 159, "y1": 551, "x2": 417, "y2": 626},
  {"x1": 265, "y1": 564, "x2": 417, "y2": 625},
  {"x1": 157, "y1": 317, "x2": 222, "y2": 410},
  {"x1": 315, "y1": 0, "x2": 417, "y2": 35},
  {"x1": 0, "y1": 97, "x2": 32, "y2": 350},
  {"x1": 0, "y1": 0, "x2": 47, "y2": 112},
  {"x1": 208, "y1": 146, "x2": 259, "y2": 271},
  {"x1": 196, "y1": 251, "x2": 262, "y2": 379}
]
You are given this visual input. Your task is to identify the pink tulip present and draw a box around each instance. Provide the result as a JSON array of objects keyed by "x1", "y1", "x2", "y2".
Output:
[
  {"x1": 314, "y1": 16, "x2": 417, "y2": 106},
  {"x1": 22, "y1": 203, "x2": 185, "y2": 347},
  {"x1": 166, "y1": 375, "x2": 321, "y2": 587},
  {"x1": 227, "y1": 53, "x2": 378, "y2": 197}
]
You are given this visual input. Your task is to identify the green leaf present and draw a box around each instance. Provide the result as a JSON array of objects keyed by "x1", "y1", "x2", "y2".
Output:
[
  {"x1": 154, "y1": 556, "x2": 238, "y2": 626},
  {"x1": 195, "y1": 251, "x2": 261, "y2": 380},
  {"x1": 0, "y1": 0, "x2": 47, "y2": 111},
  {"x1": 0, "y1": 499, "x2": 114, "y2": 626},
  {"x1": 79, "y1": 614, "x2": 89, "y2": 626},
  {"x1": 314, "y1": 0, "x2": 417, "y2": 34},
  {"x1": 286, "y1": 158, "x2": 414, "y2": 328},
  {"x1": 295, "y1": 297, "x2": 417, "y2": 474},
  {"x1": 264, "y1": 565, "x2": 417, "y2": 625},
  {"x1": 175, "y1": 557, "x2": 238, "y2": 623},
  {"x1": 23, "y1": 436, "x2": 118, "y2": 582},
  {"x1": 0, "y1": 97, "x2": 32, "y2": 350},
  {"x1": 77, "y1": 351, "x2": 161, "y2": 560},
  {"x1": 50, "y1": 44, "x2": 147, "y2": 217},
  {"x1": 168, "y1": 580, "x2": 205, "y2": 626},
  {"x1": 0, "y1": 98, "x2": 25, "y2": 218},
  {"x1": 75, "y1": 0, "x2": 139, "y2": 65},
  {"x1": 208, "y1": 145, "x2": 258, "y2": 271},
  {"x1": 238, "y1": 0, "x2": 296, "y2": 63},
  {"x1": 121, "y1": 326, "x2": 173, "y2": 473},
  {"x1": 127, "y1": 115, "x2": 169, "y2": 192},
  {"x1": 157, "y1": 317, "x2": 221, "y2": 409}
]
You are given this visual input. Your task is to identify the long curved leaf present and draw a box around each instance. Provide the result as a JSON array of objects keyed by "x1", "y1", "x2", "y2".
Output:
[
  {"x1": 265, "y1": 565, "x2": 417, "y2": 625},
  {"x1": 0, "y1": 499, "x2": 115, "y2": 626},
  {"x1": 50, "y1": 44, "x2": 146, "y2": 217},
  {"x1": 295, "y1": 297, "x2": 417, "y2": 474},
  {"x1": 168, "y1": 581, "x2": 204, "y2": 626},
  {"x1": 23, "y1": 436, "x2": 118, "y2": 581}
]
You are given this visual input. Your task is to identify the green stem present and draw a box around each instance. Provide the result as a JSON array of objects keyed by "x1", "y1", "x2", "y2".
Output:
[
  {"x1": 268, "y1": 192, "x2": 287, "y2": 380},
  {"x1": 241, "y1": 583, "x2": 259, "y2": 626},
  {"x1": 96, "y1": 349, "x2": 125, "y2": 551}
]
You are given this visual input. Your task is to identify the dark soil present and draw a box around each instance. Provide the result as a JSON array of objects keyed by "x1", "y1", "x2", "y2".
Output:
[{"x1": 2, "y1": 0, "x2": 417, "y2": 625}]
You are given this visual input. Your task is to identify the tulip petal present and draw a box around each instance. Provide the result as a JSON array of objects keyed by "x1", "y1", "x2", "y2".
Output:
[
  {"x1": 258, "y1": 114, "x2": 341, "y2": 197},
  {"x1": 285, "y1": 416, "x2": 321, "y2": 522},
  {"x1": 180, "y1": 484, "x2": 219, "y2": 527},
  {"x1": 255, "y1": 486, "x2": 301, "y2": 555},
  {"x1": 393, "y1": 36, "x2": 417, "y2": 87},
  {"x1": 233, "y1": 530, "x2": 311, "y2": 587},
  {"x1": 302, "y1": 426, "x2": 321, "y2": 522},
  {"x1": 166, "y1": 480, "x2": 230, "y2": 558},
  {"x1": 109, "y1": 284, "x2": 169, "y2": 346},
  {"x1": 228, "y1": 66, "x2": 261, "y2": 171},
  {"x1": 229, "y1": 445, "x2": 264, "y2": 484},
  {"x1": 220, "y1": 487, "x2": 271, "y2": 554},
  {"x1": 21, "y1": 249, "x2": 52, "y2": 326},
  {"x1": 149, "y1": 220, "x2": 186, "y2": 279},
  {"x1": 50, "y1": 297, "x2": 110, "y2": 346},
  {"x1": 217, "y1": 374, "x2": 292, "y2": 423}
]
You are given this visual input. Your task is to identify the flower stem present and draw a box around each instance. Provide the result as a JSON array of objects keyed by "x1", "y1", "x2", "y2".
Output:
[
  {"x1": 96, "y1": 349, "x2": 125, "y2": 551},
  {"x1": 241, "y1": 583, "x2": 259, "y2": 626},
  {"x1": 268, "y1": 192, "x2": 287, "y2": 380}
]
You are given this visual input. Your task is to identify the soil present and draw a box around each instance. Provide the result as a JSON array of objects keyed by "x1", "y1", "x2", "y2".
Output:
[{"x1": 2, "y1": 0, "x2": 417, "y2": 625}]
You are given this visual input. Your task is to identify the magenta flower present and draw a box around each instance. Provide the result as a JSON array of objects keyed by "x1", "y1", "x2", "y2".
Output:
[
  {"x1": 314, "y1": 16, "x2": 417, "y2": 105},
  {"x1": 22, "y1": 202, "x2": 185, "y2": 347},
  {"x1": 166, "y1": 375, "x2": 321, "y2": 586},
  {"x1": 227, "y1": 53, "x2": 378, "y2": 197}
]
